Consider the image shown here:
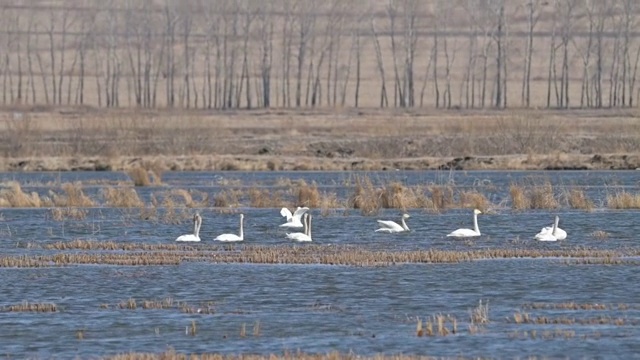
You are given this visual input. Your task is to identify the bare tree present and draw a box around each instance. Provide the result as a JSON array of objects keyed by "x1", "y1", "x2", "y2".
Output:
[
  {"x1": 256, "y1": 0, "x2": 274, "y2": 108},
  {"x1": 522, "y1": 0, "x2": 543, "y2": 107},
  {"x1": 370, "y1": 17, "x2": 389, "y2": 107}
]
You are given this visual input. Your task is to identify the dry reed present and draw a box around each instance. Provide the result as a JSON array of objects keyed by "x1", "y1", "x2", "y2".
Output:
[
  {"x1": 470, "y1": 300, "x2": 489, "y2": 325},
  {"x1": 0, "y1": 181, "x2": 43, "y2": 207},
  {"x1": 591, "y1": 230, "x2": 610, "y2": 239},
  {"x1": 297, "y1": 180, "x2": 321, "y2": 208},
  {"x1": 53, "y1": 182, "x2": 95, "y2": 207},
  {"x1": 102, "y1": 187, "x2": 144, "y2": 208},
  {"x1": 529, "y1": 182, "x2": 560, "y2": 209},
  {"x1": 8, "y1": 244, "x2": 640, "y2": 268},
  {"x1": 566, "y1": 188, "x2": 594, "y2": 210},
  {"x1": 348, "y1": 176, "x2": 381, "y2": 215},
  {"x1": 4, "y1": 302, "x2": 58, "y2": 312},
  {"x1": 104, "y1": 349, "x2": 451, "y2": 360},
  {"x1": 49, "y1": 207, "x2": 88, "y2": 221},
  {"x1": 606, "y1": 190, "x2": 640, "y2": 209},
  {"x1": 509, "y1": 184, "x2": 529, "y2": 210}
]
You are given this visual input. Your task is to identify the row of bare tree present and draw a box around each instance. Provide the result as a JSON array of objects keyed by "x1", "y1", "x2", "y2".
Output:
[{"x1": 0, "y1": 0, "x2": 639, "y2": 109}]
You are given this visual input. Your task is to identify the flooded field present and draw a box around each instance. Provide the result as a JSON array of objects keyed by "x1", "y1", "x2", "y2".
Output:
[{"x1": 1, "y1": 170, "x2": 640, "y2": 358}]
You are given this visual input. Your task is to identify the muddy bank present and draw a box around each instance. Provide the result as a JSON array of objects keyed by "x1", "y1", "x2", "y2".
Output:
[{"x1": 2, "y1": 153, "x2": 640, "y2": 172}]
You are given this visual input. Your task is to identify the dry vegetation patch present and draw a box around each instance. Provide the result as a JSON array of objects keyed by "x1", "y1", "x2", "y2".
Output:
[
  {"x1": 3, "y1": 302, "x2": 58, "y2": 312},
  {"x1": 6, "y1": 244, "x2": 640, "y2": 268}
]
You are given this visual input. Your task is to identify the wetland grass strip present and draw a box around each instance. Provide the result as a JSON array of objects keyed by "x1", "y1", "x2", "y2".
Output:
[
  {"x1": 4, "y1": 245, "x2": 640, "y2": 267},
  {"x1": 104, "y1": 349, "x2": 461, "y2": 360},
  {"x1": 3, "y1": 302, "x2": 58, "y2": 312}
]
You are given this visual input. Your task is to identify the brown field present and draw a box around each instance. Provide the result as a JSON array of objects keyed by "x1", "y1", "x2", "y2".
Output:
[
  {"x1": 0, "y1": 2, "x2": 638, "y2": 172},
  {"x1": 1, "y1": 107, "x2": 640, "y2": 172}
]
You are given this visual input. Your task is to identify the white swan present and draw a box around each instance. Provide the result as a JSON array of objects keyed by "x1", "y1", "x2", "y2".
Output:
[
  {"x1": 535, "y1": 215, "x2": 567, "y2": 240},
  {"x1": 375, "y1": 213, "x2": 411, "y2": 233},
  {"x1": 214, "y1": 214, "x2": 244, "y2": 242},
  {"x1": 535, "y1": 216, "x2": 559, "y2": 242},
  {"x1": 176, "y1": 213, "x2": 202, "y2": 242},
  {"x1": 447, "y1": 209, "x2": 482, "y2": 237},
  {"x1": 279, "y1": 206, "x2": 310, "y2": 228},
  {"x1": 286, "y1": 213, "x2": 312, "y2": 242}
]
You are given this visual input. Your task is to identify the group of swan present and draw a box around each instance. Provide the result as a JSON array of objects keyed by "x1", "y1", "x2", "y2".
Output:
[
  {"x1": 375, "y1": 209, "x2": 567, "y2": 241},
  {"x1": 285, "y1": 213, "x2": 313, "y2": 242},
  {"x1": 176, "y1": 206, "x2": 312, "y2": 243},
  {"x1": 175, "y1": 212, "x2": 244, "y2": 242},
  {"x1": 534, "y1": 215, "x2": 567, "y2": 242},
  {"x1": 176, "y1": 207, "x2": 567, "y2": 243},
  {"x1": 175, "y1": 213, "x2": 203, "y2": 242}
]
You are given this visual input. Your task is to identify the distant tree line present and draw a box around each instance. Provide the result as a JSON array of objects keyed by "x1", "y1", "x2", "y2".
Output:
[{"x1": 0, "y1": 0, "x2": 639, "y2": 109}]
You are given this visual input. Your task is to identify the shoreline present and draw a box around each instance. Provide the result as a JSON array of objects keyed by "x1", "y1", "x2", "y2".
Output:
[{"x1": 2, "y1": 153, "x2": 639, "y2": 172}]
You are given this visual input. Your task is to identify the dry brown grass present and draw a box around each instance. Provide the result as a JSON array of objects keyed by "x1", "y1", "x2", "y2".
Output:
[
  {"x1": 4, "y1": 302, "x2": 58, "y2": 312},
  {"x1": 102, "y1": 187, "x2": 144, "y2": 208},
  {"x1": 566, "y1": 188, "x2": 595, "y2": 211},
  {"x1": 0, "y1": 181, "x2": 43, "y2": 207},
  {"x1": 428, "y1": 185, "x2": 454, "y2": 212},
  {"x1": 529, "y1": 182, "x2": 560, "y2": 209},
  {"x1": 348, "y1": 176, "x2": 381, "y2": 215},
  {"x1": 104, "y1": 349, "x2": 451, "y2": 360},
  {"x1": 591, "y1": 230, "x2": 610, "y2": 239},
  {"x1": 509, "y1": 181, "x2": 560, "y2": 210},
  {"x1": 458, "y1": 190, "x2": 491, "y2": 212},
  {"x1": 606, "y1": 190, "x2": 640, "y2": 209},
  {"x1": 509, "y1": 184, "x2": 529, "y2": 210},
  {"x1": 470, "y1": 300, "x2": 489, "y2": 325},
  {"x1": 52, "y1": 182, "x2": 95, "y2": 207},
  {"x1": 8, "y1": 242, "x2": 640, "y2": 267},
  {"x1": 127, "y1": 167, "x2": 152, "y2": 187},
  {"x1": 49, "y1": 207, "x2": 88, "y2": 221},
  {"x1": 297, "y1": 180, "x2": 321, "y2": 208}
]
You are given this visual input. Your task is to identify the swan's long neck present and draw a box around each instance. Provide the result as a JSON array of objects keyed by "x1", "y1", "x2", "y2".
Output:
[
  {"x1": 552, "y1": 216, "x2": 559, "y2": 235},
  {"x1": 401, "y1": 217, "x2": 409, "y2": 231},
  {"x1": 194, "y1": 216, "x2": 201, "y2": 237},
  {"x1": 239, "y1": 215, "x2": 244, "y2": 239},
  {"x1": 473, "y1": 212, "x2": 480, "y2": 234},
  {"x1": 307, "y1": 215, "x2": 312, "y2": 238}
]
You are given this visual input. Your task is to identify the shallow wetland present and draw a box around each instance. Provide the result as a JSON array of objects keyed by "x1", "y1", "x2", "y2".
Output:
[{"x1": 1, "y1": 170, "x2": 640, "y2": 358}]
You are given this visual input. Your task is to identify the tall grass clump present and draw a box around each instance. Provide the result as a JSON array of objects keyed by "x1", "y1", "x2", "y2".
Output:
[
  {"x1": 606, "y1": 190, "x2": 640, "y2": 209},
  {"x1": 566, "y1": 188, "x2": 594, "y2": 211},
  {"x1": 102, "y1": 187, "x2": 144, "y2": 208},
  {"x1": 348, "y1": 175, "x2": 380, "y2": 215},
  {"x1": 297, "y1": 180, "x2": 320, "y2": 208},
  {"x1": 52, "y1": 182, "x2": 95, "y2": 207},
  {"x1": 458, "y1": 190, "x2": 490, "y2": 212},
  {"x1": 470, "y1": 300, "x2": 489, "y2": 325},
  {"x1": 127, "y1": 167, "x2": 151, "y2": 187},
  {"x1": 127, "y1": 161, "x2": 164, "y2": 186},
  {"x1": 509, "y1": 184, "x2": 529, "y2": 210},
  {"x1": 529, "y1": 182, "x2": 559, "y2": 209},
  {"x1": 0, "y1": 181, "x2": 43, "y2": 207},
  {"x1": 249, "y1": 188, "x2": 284, "y2": 208},
  {"x1": 428, "y1": 185, "x2": 454, "y2": 211},
  {"x1": 214, "y1": 189, "x2": 241, "y2": 208}
]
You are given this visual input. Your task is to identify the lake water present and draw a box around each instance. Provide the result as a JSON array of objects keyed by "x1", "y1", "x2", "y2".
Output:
[{"x1": 1, "y1": 170, "x2": 639, "y2": 358}]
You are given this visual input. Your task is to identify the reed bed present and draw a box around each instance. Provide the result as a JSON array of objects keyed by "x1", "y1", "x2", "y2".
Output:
[
  {"x1": 416, "y1": 314, "x2": 457, "y2": 337},
  {"x1": 0, "y1": 181, "x2": 44, "y2": 207},
  {"x1": 509, "y1": 312, "x2": 635, "y2": 326},
  {"x1": 606, "y1": 190, "x2": 640, "y2": 209},
  {"x1": 521, "y1": 302, "x2": 614, "y2": 310},
  {"x1": 104, "y1": 349, "x2": 449, "y2": 360},
  {"x1": 0, "y1": 176, "x2": 634, "y2": 212},
  {"x1": 3, "y1": 301, "x2": 58, "y2": 312},
  {"x1": 5, "y1": 244, "x2": 640, "y2": 267},
  {"x1": 102, "y1": 187, "x2": 145, "y2": 208}
]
